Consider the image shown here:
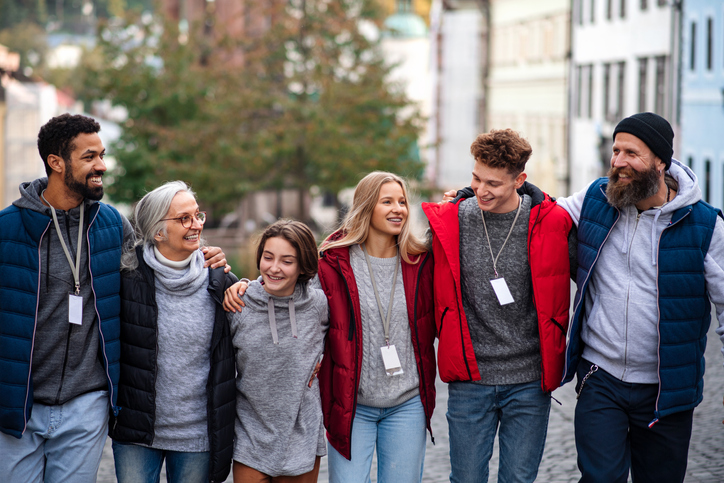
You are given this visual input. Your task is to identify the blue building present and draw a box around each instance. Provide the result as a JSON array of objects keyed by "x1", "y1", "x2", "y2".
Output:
[{"x1": 680, "y1": 0, "x2": 724, "y2": 209}]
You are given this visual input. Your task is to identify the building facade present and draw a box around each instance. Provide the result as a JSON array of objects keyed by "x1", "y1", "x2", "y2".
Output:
[
  {"x1": 568, "y1": 0, "x2": 680, "y2": 193},
  {"x1": 680, "y1": 0, "x2": 724, "y2": 209},
  {"x1": 486, "y1": 0, "x2": 570, "y2": 197}
]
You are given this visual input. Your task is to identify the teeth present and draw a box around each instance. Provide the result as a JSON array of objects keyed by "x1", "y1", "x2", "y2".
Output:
[
  {"x1": 268, "y1": 276, "x2": 283, "y2": 280},
  {"x1": 90, "y1": 177, "x2": 102, "y2": 184},
  {"x1": 184, "y1": 235, "x2": 198, "y2": 240}
]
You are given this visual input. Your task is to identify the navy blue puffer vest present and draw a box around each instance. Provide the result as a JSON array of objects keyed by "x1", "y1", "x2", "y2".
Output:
[{"x1": 563, "y1": 178, "x2": 722, "y2": 420}]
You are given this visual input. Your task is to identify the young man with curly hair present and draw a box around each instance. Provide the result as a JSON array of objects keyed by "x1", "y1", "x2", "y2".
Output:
[{"x1": 423, "y1": 129, "x2": 576, "y2": 483}]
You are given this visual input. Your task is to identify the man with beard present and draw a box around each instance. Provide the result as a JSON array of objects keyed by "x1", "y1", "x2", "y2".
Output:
[
  {"x1": 0, "y1": 113, "x2": 227, "y2": 481},
  {"x1": 556, "y1": 112, "x2": 724, "y2": 482}
]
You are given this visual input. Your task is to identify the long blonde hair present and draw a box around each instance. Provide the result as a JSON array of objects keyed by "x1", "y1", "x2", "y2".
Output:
[{"x1": 320, "y1": 171, "x2": 426, "y2": 263}]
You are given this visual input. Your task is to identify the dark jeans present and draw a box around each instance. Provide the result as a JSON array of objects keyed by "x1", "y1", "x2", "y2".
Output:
[{"x1": 574, "y1": 360, "x2": 693, "y2": 483}]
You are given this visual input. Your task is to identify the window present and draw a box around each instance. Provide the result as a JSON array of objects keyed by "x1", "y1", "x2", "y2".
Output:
[
  {"x1": 687, "y1": 156, "x2": 693, "y2": 168},
  {"x1": 620, "y1": 0, "x2": 626, "y2": 18},
  {"x1": 577, "y1": 0, "x2": 584, "y2": 25},
  {"x1": 577, "y1": 64, "x2": 594, "y2": 118},
  {"x1": 638, "y1": 57, "x2": 648, "y2": 112},
  {"x1": 591, "y1": 0, "x2": 596, "y2": 23},
  {"x1": 705, "y1": 159, "x2": 711, "y2": 203},
  {"x1": 706, "y1": 17, "x2": 713, "y2": 71},
  {"x1": 603, "y1": 63, "x2": 611, "y2": 119},
  {"x1": 640, "y1": 0, "x2": 646, "y2": 11},
  {"x1": 655, "y1": 56, "x2": 666, "y2": 114},
  {"x1": 690, "y1": 21, "x2": 697, "y2": 71},
  {"x1": 657, "y1": 0, "x2": 666, "y2": 5},
  {"x1": 616, "y1": 61, "x2": 625, "y2": 120},
  {"x1": 607, "y1": 0, "x2": 613, "y2": 20}
]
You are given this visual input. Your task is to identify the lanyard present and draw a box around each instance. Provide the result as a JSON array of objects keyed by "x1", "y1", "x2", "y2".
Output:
[
  {"x1": 42, "y1": 191, "x2": 84, "y2": 295},
  {"x1": 481, "y1": 195, "x2": 521, "y2": 278},
  {"x1": 361, "y1": 243, "x2": 399, "y2": 346}
]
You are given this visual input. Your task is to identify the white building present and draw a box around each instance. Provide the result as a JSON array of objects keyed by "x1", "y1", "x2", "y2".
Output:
[
  {"x1": 427, "y1": 0, "x2": 487, "y2": 191},
  {"x1": 569, "y1": 0, "x2": 681, "y2": 193},
  {"x1": 487, "y1": 0, "x2": 570, "y2": 197}
]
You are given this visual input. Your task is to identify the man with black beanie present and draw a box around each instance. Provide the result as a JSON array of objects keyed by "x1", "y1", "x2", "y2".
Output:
[{"x1": 557, "y1": 112, "x2": 724, "y2": 482}]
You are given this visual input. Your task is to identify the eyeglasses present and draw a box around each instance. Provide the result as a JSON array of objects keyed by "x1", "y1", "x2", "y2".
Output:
[{"x1": 161, "y1": 211, "x2": 207, "y2": 229}]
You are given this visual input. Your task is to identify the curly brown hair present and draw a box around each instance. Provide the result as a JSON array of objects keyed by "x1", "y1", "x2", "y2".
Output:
[{"x1": 470, "y1": 129, "x2": 532, "y2": 176}]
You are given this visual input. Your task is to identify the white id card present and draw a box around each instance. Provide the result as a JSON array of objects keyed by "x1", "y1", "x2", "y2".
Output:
[
  {"x1": 380, "y1": 345, "x2": 404, "y2": 376},
  {"x1": 69, "y1": 294, "x2": 83, "y2": 325},
  {"x1": 490, "y1": 278, "x2": 514, "y2": 305}
]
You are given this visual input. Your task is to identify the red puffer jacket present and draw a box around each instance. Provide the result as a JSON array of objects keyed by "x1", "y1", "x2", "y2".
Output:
[
  {"x1": 317, "y1": 235, "x2": 436, "y2": 460},
  {"x1": 422, "y1": 183, "x2": 572, "y2": 392}
]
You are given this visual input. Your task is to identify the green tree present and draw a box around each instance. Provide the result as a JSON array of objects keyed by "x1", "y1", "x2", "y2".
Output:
[{"x1": 70, "y1": 0, "x2": 425, "y2": 223}]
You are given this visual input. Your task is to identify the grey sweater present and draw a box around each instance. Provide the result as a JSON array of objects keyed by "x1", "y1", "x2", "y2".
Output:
[
  {"x1": 459, "y1": 195, "x2": 542, "y2": 385},
  {"x1": 13, "y1": 178, "x2": 134, "y2": 405},
  {"x1": 230, "y1": 278, "x2": 328, "y2": 477},
  {"x1": 350, "y1": 244, "x2": 420, "y2": 408},
  {"x1": 143, "y1": 245, "x2": 215, "y2": 452}
]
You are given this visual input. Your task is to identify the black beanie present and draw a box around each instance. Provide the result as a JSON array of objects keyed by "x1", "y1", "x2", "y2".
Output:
[{"x1": 612, "y1": 112, "x2": 674, "y2": 169}]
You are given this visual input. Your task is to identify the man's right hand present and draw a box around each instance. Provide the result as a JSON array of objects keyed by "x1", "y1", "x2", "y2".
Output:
[
  {"x1": 439, "y1": 190, "x2": 458, "y2": 204},
  {"x1": 224, "y1": 280, "x2": 249, "y2": 313}
]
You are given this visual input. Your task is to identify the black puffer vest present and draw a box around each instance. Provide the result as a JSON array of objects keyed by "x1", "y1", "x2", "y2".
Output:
[{"x1": 110, "y1": 246, "x2": 237, "y2": 483}]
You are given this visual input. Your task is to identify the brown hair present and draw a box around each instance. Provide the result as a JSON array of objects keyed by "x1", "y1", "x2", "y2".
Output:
[
  {"x1": 256, "y1": 219, "x2": 318, "y2": 284},
  {"x1": 470, "y1": 129, "x2": 532, "y2": 176},
  {"x1": 319, "y1": 171, "x2": 426, "y2": 264}
]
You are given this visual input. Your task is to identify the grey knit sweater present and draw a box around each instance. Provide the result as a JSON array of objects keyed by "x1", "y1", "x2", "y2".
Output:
[
  {"x1": 142, "y1": 245, "x2": 215, "y2": 452},
  {"x1": 350, "y1": 244, "x2": 420, "y2": 408},
  {"x1": 458, "y1": 195, "x2": 542, "y2": 385},
  {"x1": 230, "y1": 278, "x2": 328, "y2": 477}
]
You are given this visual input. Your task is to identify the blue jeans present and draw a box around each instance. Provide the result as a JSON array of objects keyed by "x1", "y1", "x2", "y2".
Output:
[
  {"x1": 327, "y1": 396, "x2": 427, "y2": 483},
  {"x1": 112, "y1": 441, "x2": 210, "y2": 483},
  {"x1": 447, "y1": 380, "x2": 550, "y2": 483},
  {"x1": 575, "y1": 361, "x2": 693, "y2": 483},
  {"x1": 0, "y1": 390, "x2": 109, "y2": 483}
]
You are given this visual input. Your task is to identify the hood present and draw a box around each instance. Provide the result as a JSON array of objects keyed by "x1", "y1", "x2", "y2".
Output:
[
  {"x1": 13, "y1": 177, "x2": 100, "y2": 215},
  {"x1": 607, "y1": 158, "x2": 702, "y2": 266},
  {"x1": 13, "y1": 178, "x2": 52, "y2": 215}
]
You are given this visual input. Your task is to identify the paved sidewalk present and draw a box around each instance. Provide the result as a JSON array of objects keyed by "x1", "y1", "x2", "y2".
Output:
[{"x1": 98, "y1": 321, "x2": 724, "y2": 482}]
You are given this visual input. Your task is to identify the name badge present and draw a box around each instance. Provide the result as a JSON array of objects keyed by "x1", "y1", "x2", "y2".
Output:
[
  {"x1": 490, "y1": 277, "x2": 514, "y2": 305},
  {"x1": 380, "y1": 345, "x2": 404, "y2": 376},
  {"x1": 69, "y1": 294, "x2": 83, "y2": 325}
]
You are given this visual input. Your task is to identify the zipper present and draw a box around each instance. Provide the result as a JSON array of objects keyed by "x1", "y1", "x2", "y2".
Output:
[
  {"x1": 410, "y1": 253, "x2": 433, "y2": 441},
  {"x1": 23, "y1": 222, "x2": 52, "y2": 435},
  {"x1": 562, "y1": 195, "x2": 621, "y2": 383},
  {"x1": 53, "y1": 212, "x2": 75, "y2": 404},
  {"x1": 651, "y1": 208, "x2": 691, "y2": 425},
  {"x1": 86, "y1": 206, "x2": 117, "y2": 415},
  {"x1": 622, "y1": 211, "x2": 642, "y2": 380}
]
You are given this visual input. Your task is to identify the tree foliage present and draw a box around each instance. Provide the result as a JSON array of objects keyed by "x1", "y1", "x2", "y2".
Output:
[{"x1": 65, "y1": 0, "x2": 425, "y2": 222}]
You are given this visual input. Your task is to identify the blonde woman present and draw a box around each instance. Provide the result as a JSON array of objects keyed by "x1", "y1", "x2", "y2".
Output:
[{"x1": 317, "y1": 171, "x2": 436, "y2": 482}]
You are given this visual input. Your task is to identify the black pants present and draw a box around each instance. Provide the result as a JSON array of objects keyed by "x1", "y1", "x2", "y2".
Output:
[{"x1": 574, "y1": 361, "x2": 694, "y2": 483}]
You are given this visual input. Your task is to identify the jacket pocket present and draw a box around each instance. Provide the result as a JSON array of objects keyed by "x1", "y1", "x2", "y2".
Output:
[{"x1": 438, "y1": 307, "x2": 449, "y2": 338}]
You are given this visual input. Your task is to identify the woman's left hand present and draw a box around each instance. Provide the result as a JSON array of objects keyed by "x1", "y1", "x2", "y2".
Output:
[
  {"x1": 202, "y1": 246, "x2": 231, "y2": 272},
  {"x1": 308, "y1": 362, "x2": 322, "y2": 388}
]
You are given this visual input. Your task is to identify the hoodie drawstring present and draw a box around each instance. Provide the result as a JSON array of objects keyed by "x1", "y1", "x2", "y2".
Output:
[{"x1": 268, "y1": 297, "x2": 298, "y2": 344}]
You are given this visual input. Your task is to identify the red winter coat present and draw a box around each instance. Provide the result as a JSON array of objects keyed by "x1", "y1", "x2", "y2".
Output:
[
  {"x1": 317, "y1": 236, "x2": 436, "y2": 460},
  {"x1": 422, "y1": 184, "x2": 572, "y2": 392}
]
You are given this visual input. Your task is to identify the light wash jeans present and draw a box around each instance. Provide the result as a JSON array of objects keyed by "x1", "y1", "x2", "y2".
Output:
[
  {"x1": 112, "y1": 441, "x2": 210, "y2": 483},
  {"x1": 447, "y1": 380, "x2": 551, "y2": 483},
  {"x1": 327, "y1": 395, "x2": 427, "y2": 483},
  {"x1": 0, "y1": 389, "x2": 109, "y2": 483}
]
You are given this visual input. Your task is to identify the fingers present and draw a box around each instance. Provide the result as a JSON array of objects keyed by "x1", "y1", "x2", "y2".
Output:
[
  {"x1": 203, "y1": 246, "x2": 228, "y2": 269},
  {"x1": 223, "y1": 281, "x2": 248, "y2": 313},
  {"x1": 308, "y1": 362, "x2": 322, "y2": 388},
  {"x1": 438, "y1": 190, "x2": 458, "y2": 205}
]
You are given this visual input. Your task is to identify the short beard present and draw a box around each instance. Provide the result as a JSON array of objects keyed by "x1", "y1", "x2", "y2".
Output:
[
  {"x1": 64, "y1": 163, "x2": 104, "y2": 201},
  {"x1": 605, "y1": 163, "x2": 661, "y2": 209}
]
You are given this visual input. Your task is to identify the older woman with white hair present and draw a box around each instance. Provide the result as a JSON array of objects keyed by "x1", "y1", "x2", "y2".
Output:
[{"x1": 110, "y1": 181, "x2": 238, "y2": 483}]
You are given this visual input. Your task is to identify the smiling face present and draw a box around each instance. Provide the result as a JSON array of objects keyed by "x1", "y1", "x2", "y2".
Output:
[
  {"x1": 368, "y1": 181, "x2": 408, "y2": 240},
  {"x1": 259, "y1": 236, "x2": 302, "y2": 297},
  {"x1": 470, "y1": 161, "x2": 526, "y2": 213},
  {"x1": 606, "y1": 132, "x2": 665, "y2": 209},
  {"x1": 156, "y1": 191, "x2": 203, "y2": 261},
  {"x1": 63, "y1": 132, "x2": 106, "y2": 201}
]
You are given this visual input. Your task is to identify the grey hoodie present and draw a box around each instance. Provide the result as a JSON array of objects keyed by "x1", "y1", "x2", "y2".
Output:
[
  {"x1": 12, "y1": 178, "x2": 134, "y2": 404},
  {"x1": 230, "y1": 277, "x2": 329, "y2": 477},
  {"x1": 558, "y1": 160, "x2": 724, "y2": 382}
]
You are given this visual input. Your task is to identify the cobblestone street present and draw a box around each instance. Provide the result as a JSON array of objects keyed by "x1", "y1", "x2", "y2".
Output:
[{"x1": 98, "y1": 317, "x2": 724, "y2": 482}]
